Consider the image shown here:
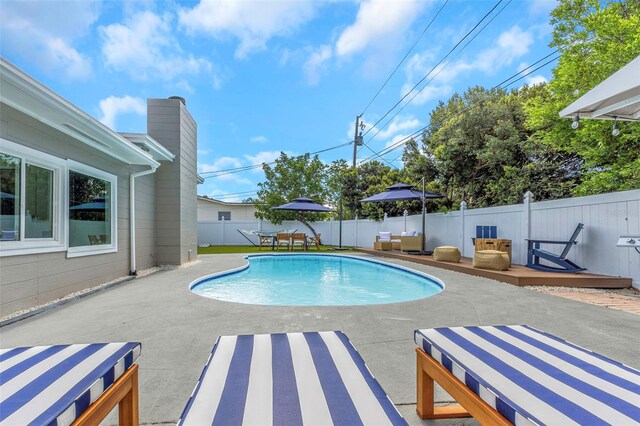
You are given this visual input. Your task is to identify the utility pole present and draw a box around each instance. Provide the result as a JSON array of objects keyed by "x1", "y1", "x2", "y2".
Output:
[{"x1": 352, "y1": 115, "x2": 363, "y2": 168}]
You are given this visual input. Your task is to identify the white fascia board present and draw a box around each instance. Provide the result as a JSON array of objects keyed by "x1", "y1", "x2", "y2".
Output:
[
  {"x1": 0, "y1": 58, "x2": 159, "y2": 167},
  {"x1": 119, "y1": 132, "x2": 175, "y2": 161}
]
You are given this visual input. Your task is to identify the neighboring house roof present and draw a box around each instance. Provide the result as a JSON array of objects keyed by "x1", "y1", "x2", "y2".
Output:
[
  {"x1": 0, "y1": 58, "x2": 159, "y2": 166},
  {"x1": 197, "y1": 196, "x2": 256, "y2": 206},
  {"x1": 560, "y1": 55, "x2": 640, "y2": 122},
  {"x1": 120, "y1": 133, "x2": 175, "y2": 162}
]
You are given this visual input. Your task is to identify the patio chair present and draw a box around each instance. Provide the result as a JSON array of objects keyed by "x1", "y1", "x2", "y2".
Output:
[
  {"x1": 178, "y1": 331, "x2": 407, "y2": 425},
  {"x1": 275, "y1": 232, "x2": 291, "y2": 250},
  {"x1": 258, "y1": 233, "x2": 274, "y2": 250},
  {"x1": 526, "y1": 223, "x2": 586, "y2": 273},
  {"x1": 0, "y1": 342, "x2": 141, "y2": 426},
  {"x1": 471, "y1": 225, "x2": 497, "y2": 246},
  {"x1": 415, "y1": 325, "x2": 640, "y2": 424},
  {"x1": 290, "y1": 232, "x2": 307, "y2": 250},
  {"x1": 307, "y1": 233, "x2": 321, "y2": 250}
]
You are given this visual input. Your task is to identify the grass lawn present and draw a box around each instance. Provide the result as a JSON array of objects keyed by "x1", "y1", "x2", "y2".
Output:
[{"x1": 198, "y1": 245, "x2": 353, "y2": 254}]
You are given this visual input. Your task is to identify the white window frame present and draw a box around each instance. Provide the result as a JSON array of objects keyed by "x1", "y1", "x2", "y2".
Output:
[
  {"x1": 0, "y1": 138, "x2": 66, "y2": 256},
  {"x1": 66, "y1": 160, "x2": 118, "y2": 258}
]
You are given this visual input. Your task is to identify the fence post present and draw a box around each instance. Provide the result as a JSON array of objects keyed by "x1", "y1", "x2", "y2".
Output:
[
  {"x1": 330, "y1": 216, "x2": 334, "y2": 246},
  {"x1": 522, "y1": 191, "x2": 534, "y2": 263},
  {"x1": 354, "y1": 214, "x2": 359, "y2": 247},
  {"x1": 383, "y1": 213, "x2": 387, "y2": 231},
  {"x1": 460, "y1": 201, "x2": 467, "y2": 257},
  {"x1": 220, "y1": 217, "x2": 225, "y2": 245},
  {"x1": 404, "y1": 209, "x2": 408, "y2": 232}
]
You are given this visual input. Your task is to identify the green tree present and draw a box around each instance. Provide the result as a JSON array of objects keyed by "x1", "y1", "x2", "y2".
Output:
[
  {"x1": 420, "y1": 85, "x2": 580, "y2": 208},
  {"x1": 254, "y1": 152, "x2": 331, "y2": 237},
  {"x1": 525, "y1": 0, "x2": 640, "y2": 195}
]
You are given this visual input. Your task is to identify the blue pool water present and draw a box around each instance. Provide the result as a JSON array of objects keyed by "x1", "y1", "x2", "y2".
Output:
[{"x1": 190, "y1": 254, "x2": 443, "y2": 306}]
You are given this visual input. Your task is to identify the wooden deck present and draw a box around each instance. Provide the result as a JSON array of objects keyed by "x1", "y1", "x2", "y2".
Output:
[{"x1": 356, "y1": 248, "x2": 632, "y2": 288}]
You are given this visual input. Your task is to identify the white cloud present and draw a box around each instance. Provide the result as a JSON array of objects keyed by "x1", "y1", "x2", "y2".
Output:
[
  {"x1": 100, "y1": 11, "x2": 213, "y2": 81},
  {"x1": 178, "y1": 1, "x2": 317, "y2": 59},
  {"x1": 375, "y1": 116, "x2": 421, "y2": 139},
  {"x1": 525, "y1": 75, "x2": 548, "y2": 86},
  {"x1": 250, "y1": 136, "x2": 268, "y2": 144},
  {"x1": 335, "y1": 0, "x2": 427, "y2": 57},
  {"x1": 244, "y1": 151, "x2": 285, "y2": 170},
  {"x1": 402, "y1": 26, "x2": 534, "y2": 105},
  {"x1": 528, "y1": 0, "x2": 557, "y2": 15},
  {"x1": 199, "y1": 157, "x2": 253, "y2": 185},
  {"x1": 98, "y1": 96, "x2": 146, "y2": 129},
  {"x1": 175, "y1": 80, "x2": 195, "y2": 94},
  {"x1": 0, "y1": 1, "x2": 98, "y2": 79},
  {"x1": 303, "y1": 45, "x2": 332, "y2": 85}
]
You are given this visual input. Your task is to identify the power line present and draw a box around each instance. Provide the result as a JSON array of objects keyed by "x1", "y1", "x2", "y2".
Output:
[
  {"x1": 201, "y1": 141, "x2": 353, "y2": 179},
  {"x1": 356, "y1": 50, "x2": 560, "y2": 165},
  {"x1": 361, "y1": 0, "x2": 504, "y2": 139},
  {"x1": 363, "y1": 0, "x2": 512, "y2": 146},
  {"x1": 359, "y1": 0, "x2": 449, "y2": 116}
]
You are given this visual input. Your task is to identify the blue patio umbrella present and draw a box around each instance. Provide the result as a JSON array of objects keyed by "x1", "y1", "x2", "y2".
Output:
[
  {"x1": 273, "y1": 197, "x2": 334, "y2": 212},
  {"x1": 273, "y1": 197, "x2": 334, "y2": 246},
  {"x1": 70, "y1": 200, "x2": 107, "y2": 212},
  {"x1": 360, "y1": 182, "x2": 443, "y2": 254}
]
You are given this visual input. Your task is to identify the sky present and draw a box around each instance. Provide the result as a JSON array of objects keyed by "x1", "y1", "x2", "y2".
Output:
[{"x1": 0, "y1": 0, "x2": 558, "y2": 202}]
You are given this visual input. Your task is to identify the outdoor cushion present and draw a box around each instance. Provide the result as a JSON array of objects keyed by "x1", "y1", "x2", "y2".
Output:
[
  {"x1": 473, "y1": 249, "x2": 510, "y2": 270},
  {"x1": 415, "y1": 325, "x2": 640, "y2": 425},
  {"x1": 401, "y1": 231, "x2": 408, "y2": 236},
  {"x1": 0, "y1": 342, "x2": 141, "y2": 426},
  {"x1": 433, "y1": 246, "x2": 461, "y2": 262},
  {"x1": 378, "y1": 231, "x2": 392, "y2": 241},
  {"x1": 178, "y1": 331, "x2": 407, "y2": 425}
]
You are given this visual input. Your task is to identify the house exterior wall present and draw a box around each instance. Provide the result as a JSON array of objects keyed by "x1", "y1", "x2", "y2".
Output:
[
  {"x1": 197, "y1": 198, "x2": 257, "y2": 221},
  {"x1": 0, "y1": 104, "x2": 158, "y2": 316},
  {"x1": 135, "y1": 172, "x2": 156, "y2": 270},
  {"x1": 148, "y1": 99, "x2": 198, "y2": 264}
]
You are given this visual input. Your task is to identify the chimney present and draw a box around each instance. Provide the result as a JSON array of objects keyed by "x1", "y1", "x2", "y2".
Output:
[{"x1": 147, "y1": 97, "x2": 198, "y2": 265}]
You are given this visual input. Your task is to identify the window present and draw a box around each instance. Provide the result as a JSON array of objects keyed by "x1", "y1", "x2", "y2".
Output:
[
  {"x1": 67, "y1": 161, "x2": 117, "y2": 257},
  {"x1": 0, "y1": 153, "x2": 20, "y2": 241},
  {"x1": 218, "y1": 211, "x2": 231, "y2": 221},
  {"x1": 0, "y1": 139, "x2": 65, "y2": 256}
]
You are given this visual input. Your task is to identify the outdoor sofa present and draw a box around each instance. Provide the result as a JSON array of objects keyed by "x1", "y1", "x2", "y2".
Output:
[
  {"x1": 374, "y1": 231, "x2": 421, "y2": 251},
  {"x1": 0, "y1": 342, "x2": 141, "y2": 426},
  {"x1": 415, "y1": 325, "x2": 640, "y2": 424},
  {"x1": 178, "y1": 331, "x2": 407, "y2": 425}
]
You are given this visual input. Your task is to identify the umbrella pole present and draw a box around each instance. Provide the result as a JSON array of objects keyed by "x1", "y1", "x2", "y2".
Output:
[{"x1": 422, "y1": 177, "x2": 426, "y2": 253}]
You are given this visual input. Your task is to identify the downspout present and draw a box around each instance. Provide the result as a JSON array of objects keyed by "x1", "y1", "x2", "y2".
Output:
[{"x1": 130, "y1": 166, "x2": 157, "y2": 275}]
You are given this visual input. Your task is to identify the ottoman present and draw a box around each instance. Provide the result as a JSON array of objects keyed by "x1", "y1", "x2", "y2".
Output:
[
  {"x1": 473, "y1": 249, "x2": 510, "y2": 270},
  {"x1": 433, "y1": 246, "x2": 461, "y2": 263}
]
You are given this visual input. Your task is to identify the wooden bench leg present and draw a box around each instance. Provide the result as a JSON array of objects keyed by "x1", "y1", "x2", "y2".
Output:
[
  {"x1": 73, "y1": 364, "x2": 139, "y2": 426},
  {"x1": 416, "y1": 349, "x2": 512, "y2": 425},
  {"x1": 119, "y1": 364, "x2": 139, "y2": 426},
  {"x1": 417, "y1": 349, "x2": 470, "y2": 420}
]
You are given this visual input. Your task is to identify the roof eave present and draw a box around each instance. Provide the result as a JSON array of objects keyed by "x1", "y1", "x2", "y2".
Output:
[{"x1": 0, "y1": 58, "x2": 159, "y2": 167}]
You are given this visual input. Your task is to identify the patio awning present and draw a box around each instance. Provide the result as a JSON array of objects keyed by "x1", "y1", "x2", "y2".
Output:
[{"x1": 559, "y1": 55, "x2": 640, "y2": 122}]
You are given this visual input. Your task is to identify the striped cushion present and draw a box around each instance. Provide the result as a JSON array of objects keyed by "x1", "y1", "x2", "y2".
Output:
[
  {"x1": 415, "y1": 325, "x2": 640, "y2": 425},
  {"x1": 0, "y1": 342, "x2": 141, "y2": 426},
  {"x1": 179, "y1": 331, "x2": 406, "y2": 425}
]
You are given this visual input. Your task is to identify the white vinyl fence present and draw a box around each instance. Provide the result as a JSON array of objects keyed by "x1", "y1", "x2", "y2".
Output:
[{"x1": 198, "y1": 190, "x2": 640, "y2": 288}]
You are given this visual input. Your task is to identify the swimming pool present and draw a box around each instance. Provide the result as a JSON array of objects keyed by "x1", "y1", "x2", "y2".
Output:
[{"x1": 190, "y1": 254, "x2": 443, "y2": 306}]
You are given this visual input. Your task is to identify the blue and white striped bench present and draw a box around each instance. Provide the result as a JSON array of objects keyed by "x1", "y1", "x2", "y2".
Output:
[
  {"x1": 178, "y1": 331, "x2": 407, "y2": 425},
  {"x1": 0, "y1": 342, "x2": 141, "y2": 426},
  {"x1": 415, "y1": 325, "x2": 640, "y2": 425}
]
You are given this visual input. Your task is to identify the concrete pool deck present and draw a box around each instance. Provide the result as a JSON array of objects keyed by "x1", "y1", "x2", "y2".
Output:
[{"x1": 2, "y1": 252, "x2": 639, "y2": 425}]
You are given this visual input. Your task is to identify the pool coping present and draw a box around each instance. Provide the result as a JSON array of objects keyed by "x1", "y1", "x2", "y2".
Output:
[{"x1": 187, "y1": 253, "x2": 446, "y2": 306}]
